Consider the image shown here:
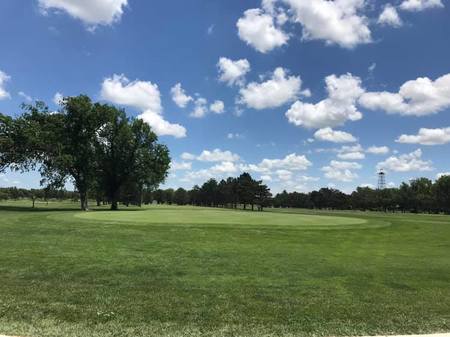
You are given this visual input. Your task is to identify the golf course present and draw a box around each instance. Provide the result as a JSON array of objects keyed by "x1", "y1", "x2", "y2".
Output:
[{"x1": 0, "y1": 202, "x2": 449, "y2": 337}]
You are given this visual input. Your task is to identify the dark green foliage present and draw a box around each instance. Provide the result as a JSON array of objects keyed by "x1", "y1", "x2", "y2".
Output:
[
  {"x1": 94, "y1": 107, "x2": 170, "y2": 210},
  {"x1": 173, "y1": 188, "x2": 189, "y2": 205},
  {"x1": 182, "y1": 173, "x2": 271, "y2": 211},
  {"x1": 271, "y1": 177, "x2": 450, "y2": 214},
  {"x1": 434, "y1": 175, "x2": 450, "y2": 213},
  {"x1": 0, "y1": 95, "x2": 170, "y2": 211}
]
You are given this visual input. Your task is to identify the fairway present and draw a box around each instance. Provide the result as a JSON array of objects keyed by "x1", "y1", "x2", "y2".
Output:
[
  {"x1": 74, "y1": 206, "x2": 369, "y2": 228},
  {"x1": 0, "y1": 202, "x2": 449, "y2": 337}
]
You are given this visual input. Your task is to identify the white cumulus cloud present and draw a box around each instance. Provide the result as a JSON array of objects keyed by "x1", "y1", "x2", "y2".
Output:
[
  {"x1": 248, "y1": 153, "x2": 312, "y2": 173},
  {"x1": 284, "y1": 0, "x2": 372, "y2": 48},
  {"x1": 276, "y1": 169, "x2": 293, "y2": 181},
  {"x1": 170, "y1": 161, "x2": 192, "y2": 171},
  {"x1": 366, "y1": 146, "x2": 390, "y2": 154},
  {"x1": 38, "y1": 0, "x2": 128, "y2": 27},
  {"x1": 101, "y1": 74, "x2": 186, "y2": 138},
  {"x1": 436, "y1": 172, "x2": 450, "y2": 179},
  {"x1": 237, "y1": 8, "x2": 289, "y2": 53},
  {"x1": 400, "y1": 0, "x2": 444, "y2": 11},
  {"x1": 170, "y1": 83, "x2": 193, "y2": 108},
  {"x1": 239, "y1": 67, "x2": 302, "y2": 110},
  {"x1": 217, "y1": 57, "x2": 251, "y2": 86},
  {"x1": 210, "y1": 100, "x2": 225, "y2": 114},
  {"x1": 338, "y1": 151, "x2": 365, "y2": 160},
  {"x1": 181, "y1": 152, "x2": 196, "y2": 161},
  {"x1": 322, "y1": 160, "x2": 361, "y2": 182},
  {"x1": 197, "y1": 149, "x2": 240, "y2": 162},
  {"x1": 0, "y1": 70, "x2": 11, "y2": 100},
  {"x1": 359, "y1": 73, "x2": 450, "y2": 116},
  {"x1": 376, "y1": 149, "x2": 433, "y2": 172},
  {"x1": 286, "y1": 73, "x2": 364, "y2": 129},
  {"x1": 396, "y1": 127, "x2": 450, "y2": 145},
  {"x1": 337, "y1": 144, "x2": 365, "y2": 160},
  {"x1": 190, "y1": 97, "x2": 208, "y2": 118},
  {"x1": 314, "y1": 127, "x2": 357, "y2": 143},
  {"x1": 210, "y1": 161, "x2": 240, "y2": 174},
  {"x1": 378, "y1": 4, "x2": 403, "y2": 27}
]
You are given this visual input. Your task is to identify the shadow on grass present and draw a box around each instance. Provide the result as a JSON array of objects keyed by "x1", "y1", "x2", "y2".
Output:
[
  {"x1": 0, "y1": 205, "x2": 78, "y2": 212},
  {"x1": 0, "y1": 204, "x2": 148, "y2": 213}
]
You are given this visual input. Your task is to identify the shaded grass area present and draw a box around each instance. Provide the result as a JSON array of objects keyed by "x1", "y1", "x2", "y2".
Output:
[{"x1": 0, "y1": 201, "x2": 449, "y2": 336}]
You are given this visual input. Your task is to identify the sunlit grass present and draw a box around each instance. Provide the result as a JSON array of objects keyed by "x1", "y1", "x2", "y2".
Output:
[{"x1": 0, "y1": 201, "x2": 449, "y2": 336}]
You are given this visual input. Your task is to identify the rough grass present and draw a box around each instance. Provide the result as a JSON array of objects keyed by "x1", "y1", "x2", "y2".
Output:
[{"x1": 0, "y1": 201, "x2": 449, "y2": 337}]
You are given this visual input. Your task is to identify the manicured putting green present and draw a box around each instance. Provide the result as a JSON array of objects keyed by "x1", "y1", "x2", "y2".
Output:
[{"x1": 75, "y1": 206, "x2": 368, "y2": 228}]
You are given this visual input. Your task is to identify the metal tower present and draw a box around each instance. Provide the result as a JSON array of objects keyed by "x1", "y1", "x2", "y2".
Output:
[{"x1": 378, "y1": 169, "x2": 386, "y2": 190}]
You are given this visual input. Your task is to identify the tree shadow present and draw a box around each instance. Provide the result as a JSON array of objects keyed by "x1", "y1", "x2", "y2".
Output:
[{"x1": 0, "y1": 204, "x2": 78, "y2": 212}]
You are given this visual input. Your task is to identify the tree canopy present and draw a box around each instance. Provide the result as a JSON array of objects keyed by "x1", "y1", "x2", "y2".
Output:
[{"x1": 0, "y1": 95, "x2": 170, "y2": 210}]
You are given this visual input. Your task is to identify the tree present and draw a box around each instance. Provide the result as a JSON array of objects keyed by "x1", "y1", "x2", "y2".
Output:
[
  {"x1": 0, "y1": 97, "x2": 106, "y2": 210},
  {"x1": 153, "y1": 189, "x2": 165, "y2": 204},
  {"x1": 434, "y1": 175, "x2": 450, "y2": 214},
  {"x1": 174, "y1": 188, "x2": 189, "y2": 205},
  {"x1": 237, "y1": 173, "x2": 255, "y2": 210},
  {"x1": 95, "y1": 107, "x2": 170, "y2": 210},
  {"x1": 200, "y1": 179, "x2": 219, "y2": 207},
  {"x1": 163, "y1": 188, "x2": 175, "y2": 205},
  {"x1": 254, "y1": 182, "x2": 272, "y2": 211},
  {"x1": 188, "y1": 185, "x2": 201, "y2": 206},
  {"x1": 410, "y1": 178, "x2": 434, "y2": 213}
]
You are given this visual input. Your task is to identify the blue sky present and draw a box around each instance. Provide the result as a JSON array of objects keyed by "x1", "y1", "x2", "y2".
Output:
[{"x1": 0, "y1": 0, "x2": 449, "y2": 193}]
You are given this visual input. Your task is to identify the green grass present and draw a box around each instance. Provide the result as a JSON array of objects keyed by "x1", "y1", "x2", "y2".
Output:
[{"x1": 0, "y1": 201, "x2": 449, "y2": 337}]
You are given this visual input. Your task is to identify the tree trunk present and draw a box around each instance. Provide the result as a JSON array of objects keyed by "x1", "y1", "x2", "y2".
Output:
[
  {"x1": 111, "y1": 199, "x2": 118, "y2": 210},
  {"x1": 80, "y1": 191, "x2": 89, "y2": 211}
]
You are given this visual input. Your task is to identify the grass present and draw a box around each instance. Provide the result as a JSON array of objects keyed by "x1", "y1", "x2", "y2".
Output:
[{"x1": 0, "y1": 201, "x2": 449, "y2": 337}]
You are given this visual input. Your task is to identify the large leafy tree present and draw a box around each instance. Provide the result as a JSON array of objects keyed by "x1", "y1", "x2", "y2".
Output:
[
  {"x1": 1, "y1": 97, "x2": 105, "y2": 210},
  {"x1": 1, "y1": 95, "x2": 170, "y2": 211},
  {"x1": 95, "y1": 106, "x2": 170, "y2": 210},
  {"x1": 57, "y1": 96, "x2": 107, "y2": 210}
]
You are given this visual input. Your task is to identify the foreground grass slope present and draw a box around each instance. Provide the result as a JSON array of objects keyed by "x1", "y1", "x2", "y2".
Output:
[{"x1": 0, "y1": 201, "x2": 449, "y2": 337}]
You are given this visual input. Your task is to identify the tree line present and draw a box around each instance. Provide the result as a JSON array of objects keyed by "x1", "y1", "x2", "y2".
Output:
[
  {"x1": 0, "y1": 95, "x2": 170, "y2": 210},
  {"x1": 2, "y1": 173, "x2": 450, "y2": 214},
  {"x1": 151, "y1": 172, "x2": 272, "y2": 211},
  {"x1": 146, "y1": 176, "x2": 450, "y2": 214},
  {"x1": 0, "y1": 187, "x2": 78, "y2": 207},
  {"x1": 274, "y1": 176, "x2": 450, "y2": 213}
]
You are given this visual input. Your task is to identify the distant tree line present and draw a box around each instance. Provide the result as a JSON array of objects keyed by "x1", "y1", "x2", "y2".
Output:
[
  {"x1": 146, "y1": 176, "x2": 450, "y2": 214},
  {"x1": 0, "y1": 95, "x2": 170, "y2": 210},
  {"x1": 150, "y1": 172, "x2": 272, "y2": 211},
  {"x1": 0, "y1": 187, "x2": 78, "y2": 208},
  {"x1": 274, "y1": 176, "x2": 450, "y2": 214},
  {"x1": 2, "y1": 174, "x2": 450, "y2": 214}
]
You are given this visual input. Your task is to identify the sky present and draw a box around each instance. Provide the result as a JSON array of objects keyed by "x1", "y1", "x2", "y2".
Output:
[{"x1": 0, "y1": 0, "x2": 449, "y2": 194}]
